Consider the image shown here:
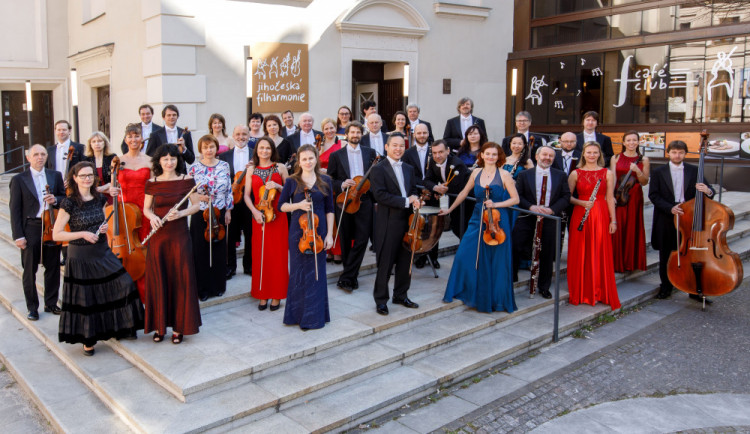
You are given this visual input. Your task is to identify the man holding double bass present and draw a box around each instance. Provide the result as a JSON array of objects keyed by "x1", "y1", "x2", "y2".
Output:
[{"x1": 327, "y1": 121, "x2": 378, "y2": 292}]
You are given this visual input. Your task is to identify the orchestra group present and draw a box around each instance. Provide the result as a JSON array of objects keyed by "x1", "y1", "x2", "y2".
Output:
[{"x1": 10, "y1": 100, "x2": 720, "y2": 356}]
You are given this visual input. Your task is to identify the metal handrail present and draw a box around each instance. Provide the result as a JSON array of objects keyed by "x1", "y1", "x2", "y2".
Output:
[{"x1": 0, "y1": 145, "x2": 29, "y2": 176}]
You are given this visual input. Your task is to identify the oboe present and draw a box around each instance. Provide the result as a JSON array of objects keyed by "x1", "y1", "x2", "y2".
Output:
[
  {"x1": 577, "y1": 178, "x2": 602, "y2": 231},
  {"x1": 141, "y1": 182, "x2": 203, "y2": 244},
  {"x1": 528, "y1": 174, "x2": 548, "y2": 298}
]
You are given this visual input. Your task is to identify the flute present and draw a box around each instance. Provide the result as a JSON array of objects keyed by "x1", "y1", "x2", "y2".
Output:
[
  {"x1": 577, "y1": 178, "x2": 602, "y2": 231},
  {"x1": 141, "y1": 182, "x2": 203, "y2": 245}
]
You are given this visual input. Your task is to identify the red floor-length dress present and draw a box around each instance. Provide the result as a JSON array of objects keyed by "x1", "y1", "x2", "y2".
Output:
[
  {"x1": 118, "y1": 167, "x2": 151, "y2": 300},
  {"x1": 612, "y1": 154, "x2": 647, "y2": 272},
  {"x1": 319, "y1": 142, "x2": 342, "y2": 256},
  {"x1": 567, "y1": 168, "x2": 621, "y2": 310},
  {"x1": 250, "y1": 165, "x2": 289, "y2": 300},
  {"x1": 143, "y1": 177, "x2": 202, "y2": 336}
]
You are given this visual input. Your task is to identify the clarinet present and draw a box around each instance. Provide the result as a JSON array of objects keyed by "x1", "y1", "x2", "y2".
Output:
[
  {"x1": 577, "y1": 178, "x2": 602, "y2": 231},
  {"x1": 528, "y1": 173, "x2": 548, "y2": 298}
]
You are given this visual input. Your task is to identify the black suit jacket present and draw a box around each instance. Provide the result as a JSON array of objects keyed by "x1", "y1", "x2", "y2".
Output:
[
  {"x1": 552, "y1": 149, "x2": 582, "y2": 176},
  {"x1": 9, "y1": 169, "x2": 66, "y2": 240},
  {"x1": 146, "y1": 127, "x2": 195, "y2": 172},
  {"x1": 576, "y1": 132, "x2": 614, "y2": 166},
  {"x1": 121, "y1": 123, "x2": 163, "y2": 154},
  {"x1": 84, "y1": 154, "x2": 117, "y2": 184},
  {"x1": 326, "y1": 145, "x2": 378, "y2": 196},
  {"x1": 515, "y1": 167, "x2": 571, "y2": 217},
  {"x1": 402, "y1": 145, "x2": 431, "y2": 181},
  {"x1": 360, "y1": 131, "x2": 388, "y2": 155},
  {"x1": 370, "y1": 160, "x2": 418, "y2": 252},
  {"x1": 280, "y1": 126, "x2": 296, "y2": 138},
  {"x1": 442, "y1": 115, "x2": 487, "y2": 150},
  {"x1": 423, "y1": 154, "x2": 469, "y2": 195},
  {"x1": 286, "y1": 130, "x2": 323, "y2": 154},
  {"x1": 648, "y1": 163, "x2": 714, "y2": 251},
  {"x1": 410, "y1": 120, "x2": 434, "y2": 143},
  {"x1": 45, "y1": 142, "x2": 84, "y2": 175}
]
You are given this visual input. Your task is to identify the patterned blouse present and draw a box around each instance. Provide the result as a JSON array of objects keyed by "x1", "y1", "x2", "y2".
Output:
[{"x1": 188, "y1": 160, "x2": 234, "y2": 211}]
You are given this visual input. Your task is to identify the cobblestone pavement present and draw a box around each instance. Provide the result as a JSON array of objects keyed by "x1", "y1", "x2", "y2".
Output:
[
  {"x1": 0, "y1": 362, "x2": 53, "y2": 434},
  {"x1": 438, "y1": 283, "x2": 750, "y2": 433}
]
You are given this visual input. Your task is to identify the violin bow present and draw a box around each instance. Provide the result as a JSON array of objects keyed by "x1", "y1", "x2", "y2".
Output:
[
  {"x1": 675, "y1": 213, "x2": 680, "y2": 268},
  {"x1": 310, "y1": 190, "x2": 318, "y2": 281},
  {"x1": 475, "y1": 186, "x2": 488, "y2": 270},
  {"x1": 333, "y1": 186, "x2": 349, "y2": 248},
  {"x1": 260, "y1": 215, "x2": 266, "y2": 293},
  {"x1": 207, "y1": 186, "x2": 213, "y2": 268}
]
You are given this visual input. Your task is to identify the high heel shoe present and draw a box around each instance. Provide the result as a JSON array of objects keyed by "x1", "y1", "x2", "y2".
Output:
[
  {"x1": 270, "y1": 301, "x2": 281, "y2": 311},
  {"x1": 172, "y1": 333, "x2": 183, "y2": 344},
  {"x1": 258, "y1": 300, "x2": 268, "y2": 311},
  {"x1": 82, "y1": 345, "x2": 95, "y2": 356}
]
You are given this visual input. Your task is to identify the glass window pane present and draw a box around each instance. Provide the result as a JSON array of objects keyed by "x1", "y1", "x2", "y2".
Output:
[
  {"x1": 704, "y1": 37, "x2": 745, "y2": 123},
  {"x1": 524, "y1": 59, "x2": 551, "y2": 126},
  {"x1": 547, "y1": 55, "x2": 578, "y2": 125},
  {"x1": 603, "y1": 47, "x2": 670, "y2": 124},
  {"x1": 582, "y1": 16, "x2": 609, "y2": 42},
  {"x1": 641, "y1": 7, "x2": 675, "y2": 35},
  {"x1": 556, "y1": 21, "x2": 582, "y2": 45},
  {"x1": 532, "y1": 25, "x2": 557, "y2": 49},
  {"x1": 667, "y1": 41, "x2": 706, "y2": 124},
  {"x1": 610, "y1": 11, "x2": 642, "y2": 38},
  {"x1": 533, "y1": 0, "x2": 558, "y2": 19}
]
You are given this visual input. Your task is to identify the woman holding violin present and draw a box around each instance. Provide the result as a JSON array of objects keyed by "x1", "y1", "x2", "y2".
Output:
[
  {"x1": 142, "y1": 144, "x2": 203, "y2": 344},
  {"x1": 53, "y1": 162, "x2": 144, "y2": 356},
  {"x1": 110, "y1": 123, "x2": 153, "y2": 301},
  {"x1": 83, "y1": 131, "x2": 116, "y2": 204},
  {"x1": 189, "y1": 135, "x2": 233, "y2": 302},
  {"x1": 318, "y1": 118, "x2": 343, "y2": 263},
  {"x1": 439, "y1": 142, "x2": 519, "y2": 313},
  {"x1": 244, "y1": 136, "x2": 289, "y2": 311},
  {"x1": 567, "y1": 142, "x2": 620, "y2": 310},
  {"x1": 279, "y1": 144, "x2": 335, "y2": 330},
  {"x1": 611, "y1": 131, "x2": 649, "y2": 272}
]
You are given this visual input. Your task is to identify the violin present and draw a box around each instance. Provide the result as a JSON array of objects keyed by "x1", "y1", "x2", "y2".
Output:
[
  {"x1": 404, "y1": 123, "x2": 411, "y2": 148},
  {"x1": 314, "y1": 134, "x2": 323, "y2": 154},
  {"x1": 667, "y1": 130, "x2": 743, "y2": 301},
  {"x1": 614, "y1": 154, "x2": 644, "y2": 207},
  {"x1": 41, "y1": 185, "x2": 60, "y2": 246},
  {"x1": 203, "y1": 189, "x2": 226, "y2": 243},
  {"x1": 403, "y1": 191, "x2": 429, "y2": 275},
  {"x1": 177, "y1": 127, "x2": 189, "y2": 152},
  {"x1": 231, "y1": 165, "x2": 250, "y2": 205},
  {"x1": 298, "y1": 188, "x2": 324, "y2": 255},
  {"x1": 64, "y1": 144, "x2": 76, "y2": 195},
  {"x1": 105, "y1": 156, "x2": 146, "y2": 281},
  {"x1": 481, "y1": 185, "x2": 505, "y2": 245},
  {"x1": 256, "y1": 169, "x2": 278, "y2": 223},
  {"x1": 336, "y1": 155, "x2": 382, "y2": 214}
]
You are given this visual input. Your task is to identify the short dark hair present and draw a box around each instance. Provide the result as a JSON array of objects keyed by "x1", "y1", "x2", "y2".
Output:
[
  {"x1": 251, "y1": 137, "x2": 280, "y2": 165},
  {"x1": 667, "y1": 140, "x2": 688, "y2": 153},
  {"x1": 162, "y1": 104, "x2": 179, "y2": 118},
  {"x1": 138, "y1": 104, "x2": 154, "y2": 115},
  {"x1": 54, "y1": 120, "x2": 72, "y2": 130},
  {"x1": 361, "y1": 100, "x2": 376, "y2": 112},
  {"x1": 431, "y1": 139, "x2": 448, "y2": 151},
  {"x1": 197, "y1": 134, "x2": 219, "y2": 154},
  {"x1": 345, "y1": 121, "x2": 364, "y2": 135},
  {"x1": 386, "y1": 132, "x2": 405, "y2": 146},
  {"x1": 582, "y1": 111, "x2": 599, "y2": 122},
  {"x1": 282, "y1": 110, "x2": 293, "y2": 117},
  {"x1": 249, "y1": 112, "x2": 264, "y2": 123},
  {"x1": 263, "y1": 115, "x2": 282, "y2": 135},
  {"x1": 152, "y1": 144, "x2": 187, "y2": 176}
]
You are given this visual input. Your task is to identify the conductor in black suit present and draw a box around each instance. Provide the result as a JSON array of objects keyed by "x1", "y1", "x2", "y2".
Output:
[
  {"x1": 370, "y1": 133, "x2": 421, "y2": 316},
  {"x1": 145, "y1": 104, "x2": 195, "y2": 173},
  {"x1": 512, "y1": 146, "x2": 571, "y2": 299},
  {"x1": 47, "y1": 120, "x2": 84, "y2": 182},
  {"x1": 442, "y1": 97, "x2": 487, "y2": 151},
  {"x1": 120, "y1": 104, "x2": 163, "y2": 154},
  {"x1": 575, "y1": 111, "x2": 614, "y2": 167},
  {"x1": 407, "y1": 103, "x2": 434, "y2": 144},
  {"x1": 10, "y1": 145, "x2": 66, "y2": 320},
  {"x1": 327, "y1": 122, "x2": 378, "y2": 292},
  {"x1": 649, "y1": 140, "x2": 715, "y2": 302}
]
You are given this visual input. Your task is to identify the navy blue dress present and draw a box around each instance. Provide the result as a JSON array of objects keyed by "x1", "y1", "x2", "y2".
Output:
[
  {"x1": 278, "y1": 176, "x2": 334, "y2": 329},
  {"x1": 443, "y1": 169, "x2": 517, "y2": 313}
]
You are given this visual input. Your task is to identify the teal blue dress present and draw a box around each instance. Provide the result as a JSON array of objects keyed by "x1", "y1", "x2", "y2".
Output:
[
  {"x1": 503, "y1": 163, "x2": 525, "y2": 227},
  {"x1": 443, "y1": 169, "x2": 516, "y2": 313}
]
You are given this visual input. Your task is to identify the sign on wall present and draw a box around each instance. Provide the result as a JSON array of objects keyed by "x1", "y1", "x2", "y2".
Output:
[{"x1": 251, "y1": 43, "x2": 308, "y2": 112}]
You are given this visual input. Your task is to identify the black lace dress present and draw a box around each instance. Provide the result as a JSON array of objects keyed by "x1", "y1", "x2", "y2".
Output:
[{"x1": 58, "y1": 196, "x2": 144, "y2": 346}]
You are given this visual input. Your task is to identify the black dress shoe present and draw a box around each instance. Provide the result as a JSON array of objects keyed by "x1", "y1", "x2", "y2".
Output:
[
  {"x1": 392, "y1": 297, "x2": 419, "y2": 309},
  {"x1": 199, "y1": 294, "x2": 209, "y2": 302},
  {"x1": 540, "y1": 290, "x2": 552, "y2": 299},
  {"x1": 243, "y1": 270, "x2": 252, "y2": 276},
  {"x1": 44, "y1": 305, "x2": 62, "y2": 315},
  {"x1": 270, "y1": 303, "x2": 281, "y2": 311},
  {"x1": 217, "y1": 291, "x2": 225, "y2": 297},
  {"x1": 376, "y1": 304, "x2": 389, "y2": 315},
  {"x1": 337, "y1": 280, "x2": 353, "y2": 292},
  {"x1": 430, "y1": 258, "x2": 441, "y2": 269},
  {"x1": 82, "y1": 346, "x2": 95, "y2": 356},
  {"x1": 226, "y1": 271, "x2": 234, "y2": 281},
  {"x1": 655, "y1": 290, "x2": 672, "y2": 299},
  {"x1": 689, "y1": 294, "x2": 713, "y2": 305},
  {"x1": 27, "y1": 311, "x2": 39, "y2": 321},
  {"x1": 258, "y1": 301, "x2": 268, "y2": 311},
  {"x1": 352, "y1": 280, "x2": 359, "y2": 290},
  {"x1": 414, "y1": 258, "x2": 426, "y2": 269}
]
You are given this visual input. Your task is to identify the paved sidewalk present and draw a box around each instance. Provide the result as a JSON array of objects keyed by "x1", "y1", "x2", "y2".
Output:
[{"x1": 0, "y1": 362, "x2": 52, "y2": 434}]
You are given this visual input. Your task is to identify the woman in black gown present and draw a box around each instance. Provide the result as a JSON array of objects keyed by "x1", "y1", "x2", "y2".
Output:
[{"x1": 53, "y1": 162, "x2": 144, "y2": 356}]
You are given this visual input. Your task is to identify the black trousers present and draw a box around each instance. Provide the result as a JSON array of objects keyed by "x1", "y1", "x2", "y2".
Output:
[
  {"x1": 227, "y1": 200, "x2": 252, "y2": 274},
  {"x1": 658, "y1": 247, "x2": 675, "y2": 293},
  {"x1": 20, "y1": 219, "x2": 60, "y2": 312},
  {"x1": 512, "y1": 215, "x2": 558, "y2": 292},
  {"x1": 339, "y1": 199, "x2": 373, "y2": 285},
  {"x1": 373, "y1": 218, "x2": 411, "y2": 305},
  {"x1": 190, "y1": 212, "x2": 227, "y2": 298}
]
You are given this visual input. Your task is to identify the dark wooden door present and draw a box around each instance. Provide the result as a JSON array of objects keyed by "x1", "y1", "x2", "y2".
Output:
[
  {"x1": 1, "y1": 90, "x2": 54, "y2": 173},
  {"x1": 379, "y1": 79, "x2": 404, "y2": 130},
  {"x1": 97, "y1": 85, "x2": 110, "y2": 138}
]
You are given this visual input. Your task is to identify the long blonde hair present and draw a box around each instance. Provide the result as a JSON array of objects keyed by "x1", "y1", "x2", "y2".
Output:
[{"x1": 85, "y1": 131, "x2": 113, "y2": 157}]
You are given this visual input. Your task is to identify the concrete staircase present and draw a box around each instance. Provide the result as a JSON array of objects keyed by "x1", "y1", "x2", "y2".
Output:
[{"x1": 1, "y1": 175, "x2": 749, "y2": 433}]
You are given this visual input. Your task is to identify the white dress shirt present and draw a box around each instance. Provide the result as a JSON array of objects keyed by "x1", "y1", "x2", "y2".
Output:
[
  {"x1": 300, "y1": 130, "x2": 315, "y2": 146},
  {"x1": 55, "y1": 139, "x2": 70, "y2": 175},
  {"x1": 583, "y1": 131, "x2": 597, "y2": 144},
  {"x1": 669, "y1": 162, "x2": 685, "y2": 203},
  {"x1": 285, "y1": 126, "x2": 297, "y2": 136},
  {"x1": 436, "y1": 161, "x2": 448, "y2": 182},
  {"x1": 535, "y1": 168, "x2": 552, "y2": 206},
  {"x1": 233, "y1": 145, "x2": 250, "y2": 174},
  {"x1": 415, "y1": 144, "x2": 428, "y2": 177},
  {"x1": 561, "y1": 150, "x2": 575, "y2": 173},
  {"x1": 369, "y1": 131, "x2": 384, "y2": 156},
  {"x1": 165, "y1": 127, "x2": 178, "y2": 144},
  {"x1": 30, "y1": 167, "x2": 47, "y2": 218},
  {"x1": 347, "y1": 145, "x2": 364, "y2": 178},
  {"x1": 387, "y1": 156, "x2": 410, "y2": 208},
  {"x1": 460, "y1": 115, "x2": 472, "y2": 138}
]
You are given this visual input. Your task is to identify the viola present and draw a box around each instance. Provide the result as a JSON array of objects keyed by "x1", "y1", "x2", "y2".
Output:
[
  {"x1": 41, "y1": 185, "x2": 60, "y2": 246},
  {"x1": 481, "y1": 185, "x2": 505, "y2": 245},
  {"x1": 614, "y1": 154, "x2": 644, "y2": 207},
  {"x1": 336, "y1": 155, "x2": 382, "y2": 214},
  {"x1": 256, "y1": 170, "x2": 278, "y2": 223},
  {"x1": 105, "y1": 156, "x2": 146, "y2": 281},
  {"x1": 231, "y1": 165, "x2": 249, "y2": 205},
  {"x1": 667, "y1": 130, "x2": 743, "y2": 301}
]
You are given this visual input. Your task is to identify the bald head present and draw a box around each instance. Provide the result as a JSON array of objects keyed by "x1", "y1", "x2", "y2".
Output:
[
  {"x1": 26, "y1": 144, "x2": 48, "y2": 171},
  {"x1": 414, "y1": 123, "x2": 430, "y2": 146},
  {"x1": 366, "y1": 113, "x2": 382, "y2": 134},
  {"x1": 560, "y1": 132, "x2": 577, "y2": 151}
]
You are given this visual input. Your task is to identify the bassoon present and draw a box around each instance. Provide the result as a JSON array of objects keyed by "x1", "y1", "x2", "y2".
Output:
[{"x1": 528, "y1": 173, "x2": 548, "y2": 298}]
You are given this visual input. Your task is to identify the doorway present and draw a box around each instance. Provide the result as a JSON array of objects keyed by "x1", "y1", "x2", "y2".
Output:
[
  {"x1": 352, "y1": 61, "x2": 406, "y2": 129},
  {"x1": 1, "y1": 90, "x2": 54, "y2": 173}
]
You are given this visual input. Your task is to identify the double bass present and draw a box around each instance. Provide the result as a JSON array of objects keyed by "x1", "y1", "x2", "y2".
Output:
[
  {"x1": 106, "y1": 157, "x2": 146, "y2": 281},
  {"x1": 667, "y1": 130, "x2": 743, "y2": 303}
]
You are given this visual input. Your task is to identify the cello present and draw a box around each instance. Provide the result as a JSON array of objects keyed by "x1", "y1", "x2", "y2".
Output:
[
  {"x1": 106, "y1": 157, "x2": 146, "y2": 281},
  {"x1": 402, "y1": 191, "x2": 429, "y2": 276},
  {"x1": 667, "y1": 130, "x2": 743, "y2": 305}
]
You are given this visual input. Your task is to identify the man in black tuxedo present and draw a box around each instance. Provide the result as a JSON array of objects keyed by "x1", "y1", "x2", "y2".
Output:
[
  {"x1": 407, "y1": 104, "x2": 434, "y2": 144},
  {"x1": 552, "y1": 132, "x2": 581, "y2": 176},
  {"x1": 501, "y1": 111, "x2": 546, "y2": 164},
  {"x1": 424, "y1": 140, "x2": 470, "y2": 237},
  {"x1": 121, "y1": 104, "x2": 163, "y2": 154},
  {"x1": 649, "y1": 140, "x2": 715, "y2": 303},
  {"x1": 46, "y1": 120, "x2": 84, "y2": 182},
  {"x1": 146, "y1": 104, "x2": 195, "y2": 173},
  {"x1": 442, "y1": 97, "x2": 486, "y2": 151},
  {"x1": 10, "y1": 145, "x2": 66, "y2": 320},
  {"x1": 327, "y1": 122, "x2": 378, "y2": 292},
  {"x1": 280, "y1": 110, "x2": 296, "y2": 138},
  {"x1": 220, "y1": 125, "x2": 253, "y2": 278},
  {"x1": 402, "y1": 124, "x2": 433, "y2": 268},
  {"x1": 360, "y1": 114, "x2": 387, "y2": 156},
  {"x1": 512, "y1": 146, "x2": 571, "y2": 299},
  {"x1": 575, "y1": 111, "x2": 613, "y2": 167},
  {"x1": 278, "y1": 113, "x2": 322, "y2": 165},
  {"x1": 370, "y1": 133, "x2": 421, "y2": 315}
]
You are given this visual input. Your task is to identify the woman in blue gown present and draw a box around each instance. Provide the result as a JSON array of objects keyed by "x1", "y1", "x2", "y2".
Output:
[
  {"x1": 279, "y1": 144, "x2": 335, "y2": 330},
  {"x1": 440, "y1": 142, "x2": 520, "y2": 313}
]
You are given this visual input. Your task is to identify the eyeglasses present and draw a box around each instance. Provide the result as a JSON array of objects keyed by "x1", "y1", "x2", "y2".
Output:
[
  {"x1": 516, "y1": 119, "x2": 530, "y2": 123},
  {"x1": 76, "y1": 174, "x2": 96, "y2": 179}
]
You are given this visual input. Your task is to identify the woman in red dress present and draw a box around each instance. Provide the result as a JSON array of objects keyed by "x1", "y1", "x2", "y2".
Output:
[
  {"x1": 244, "y1": 137, "x2": 289, "y2": 311},
  {"x1": 567, "y1": 142, "x2": 620, "y2": 310},
  {"x1": 318, "y1": 118, "x2": 343, "y2": 263},
  {"x1": 610, "y1": 131, "x2": 649, "y2": 272},
  {"x1": 110, "y1": 124, "x2": 153, "y2": 300}
]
